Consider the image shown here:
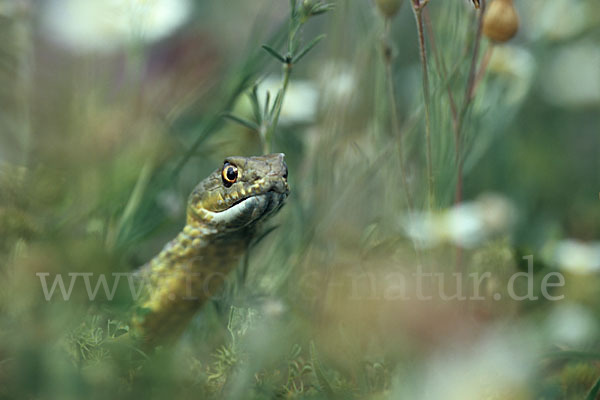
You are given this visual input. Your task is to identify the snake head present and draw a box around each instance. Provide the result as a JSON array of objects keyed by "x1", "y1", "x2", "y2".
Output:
[{"x1": 187, "y1": 153, "x2": 289, "y2": 232}]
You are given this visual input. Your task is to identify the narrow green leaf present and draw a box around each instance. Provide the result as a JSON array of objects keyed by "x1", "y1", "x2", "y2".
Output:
[
  {"x1": 269, "y1": 89, "x2": 283, "y2": 120},
  {"x1": 261, "y1": 44, "x2": 286, "y2": 63},
  {"x1": 288, "y1": 23, "x2": 301, "y2": 54},
  {"x1": 289, "y1": 39, "x2": 299, "y2": 57},
  {"x1": 222, "y1": 113, "x2": 259, "y2": 132},
  {"x1": 263, "y1": 90, "x2": 271, "y2": 119},
  {"x1": 292, "y1": 34, "x2": 326, "y2": 64},
  {"x1": 115, "y1": 161, "x2": 153, "y2": 243},
  {"x1": 310, "y1": 3, "x2": 334, "y2": 16},
  {"x1": 250, "y1": 225, "x2": 279, "y2": 248},
  {"x1": 289, "y1": 343, "x2": 302, "y2": 360},
  {"x1": 289, "y1": 0, "x2": 297, "y2": 17},
  {"x1": 248, "y1": 85, "x2": 262, "y2": 124},
  {"x1": 310, "y1": 341, "x2": 336, "y2": 397},
  {"x1": 586, "y1": 376, "x2": 600, "y2": 400},
  {"x1": 239, "y1": 250, "x2": 250, "y2": 284}
]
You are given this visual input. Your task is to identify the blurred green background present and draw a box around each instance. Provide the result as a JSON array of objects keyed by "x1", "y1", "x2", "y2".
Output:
[{"x1": 0, "y1": 0, "x2": 599, "y2": 399}]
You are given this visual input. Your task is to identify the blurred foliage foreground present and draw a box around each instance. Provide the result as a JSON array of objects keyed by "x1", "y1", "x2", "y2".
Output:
[{"x1": 0, "y1": 0, "x2": 600, "y2": 399}]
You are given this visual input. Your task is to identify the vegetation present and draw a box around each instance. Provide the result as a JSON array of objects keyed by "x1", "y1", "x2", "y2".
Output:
[{"x1": 0, "y1": 0, "x2": 599, "y2": 399}]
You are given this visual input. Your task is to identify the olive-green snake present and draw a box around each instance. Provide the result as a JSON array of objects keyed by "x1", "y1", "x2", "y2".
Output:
[{"x1": 131, "y1": 154, "x2": 289, "y2": 346}]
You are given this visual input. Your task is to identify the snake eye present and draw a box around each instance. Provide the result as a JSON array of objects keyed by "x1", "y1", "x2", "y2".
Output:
[{"x1": 222, "y1": 163, "x2": 238, "y2": 187}]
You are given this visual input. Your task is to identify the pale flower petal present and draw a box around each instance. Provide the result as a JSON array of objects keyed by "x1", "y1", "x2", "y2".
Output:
[
  {"x1": 552, "y1": 240, "x2": 600, "y2": 274},
  {"x1": 257, "y1": 77, "x2": 319, "y2": 125},
  {"x1": 42, "y1": 0, "x2": 191, "y2": 53},
  {"x1": 403, "y1": 194, "x2": 516, "y2": 248}
]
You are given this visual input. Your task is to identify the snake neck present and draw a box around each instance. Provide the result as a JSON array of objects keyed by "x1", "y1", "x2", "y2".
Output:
[
  {"x1": 145, "y1": 222, "x2": 215, "y2": 274},
  {"x1": 132, "y1": 221, "x2": 253, "y2": 345}
]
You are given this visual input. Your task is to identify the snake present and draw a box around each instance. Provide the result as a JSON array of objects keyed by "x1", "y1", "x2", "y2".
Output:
[{"x1": 131, "y1": 153, "x2": 289, "y2": 346}]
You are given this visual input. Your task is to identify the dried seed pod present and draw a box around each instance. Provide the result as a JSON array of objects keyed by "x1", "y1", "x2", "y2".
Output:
[
  {"x1": 483, "y1": 0, "x2": 519, "y2": 43},
  {"x1": 375, "y1": 0, "x2": 403, "y2": 19}
]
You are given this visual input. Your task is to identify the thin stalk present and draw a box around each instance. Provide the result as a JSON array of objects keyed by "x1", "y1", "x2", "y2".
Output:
[
  {"x1": 411, "y1": 0, "x2": 434, "y2": 210},
  {"x1": 109, "y1": 161, "x2": 153, "y2": 250},
  {"x1": 472, "y1": 43, "x2": 494, "y2": 96},
  {"x1": 455, "y1": 0, "x2": 486, "y2": 206},
  {"x1": 264, "y1": 63, "x2": 292, "y2": 154},
  {"x1": 382, "y1": 18, "x2": 424, "y2": 266},
  {"x1": 423, "y1": 7, "x2": 458, "y2": 131},
  {"x1": 461, "y1": 0, "x2": 487, "y2": 113},
  {"x1": 453, "y1": 0, "x2": 487, "y2": 270},
  {"x1": 383, "y1": 20, "x2": 414, "y2": 213}
]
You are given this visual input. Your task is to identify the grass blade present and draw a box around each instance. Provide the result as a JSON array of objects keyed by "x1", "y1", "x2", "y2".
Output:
[
  {"x1": 263, "y1": 90, "x2": 271, "y2": 120},
  {"x1": 292, "y1": 34, "x2": 325, "y2": 64},
  {"x1": 269, "y1": 89, "x2": 283, "y2": 120},
  {"x1": 586, "y1": 376, "x2": 600, "y2": 400},
  {"x1": 261, "y1": 44, "x2": 285, "y2": 63},
  {"x1": 249, "y1": 84, "x2": 262, "y2": 124},
  {"x1": 310, "y1": 341, "x2": 335, "y2": 398},
  {"x1": 223, "y1": 113, "x2": 259, "y2": 132}
]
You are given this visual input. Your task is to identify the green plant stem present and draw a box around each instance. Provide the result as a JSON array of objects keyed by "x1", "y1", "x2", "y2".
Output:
[
  {"x1": 109, "y1": 161, "x2": 153, "y2": 250},
  {"x1": 472, "y1": 43, "x2": 494, "y2": 96},
  {"x1": 423, "y1": 8, "x2": 458, "y2": 131},
  {"x1": 383, "y1": 21, "x2": 414, "y2": 213},
  {"x1": 420, "y1": 2, "x2": 487, "y2": 269},
  {"x1": 452, "y1": 0, "x2": 486, "y2": 270},
  {"x1": 382, "y1": 18, "x2": 424, "y2": 266},
  {"x1": 455, "y1": 0, "x2": 486, "y2": 207},
  {"x1": 264, "y1": 63, "x2": 292, "y2": 154},
  {"x1": 411, "y1": 0, "x2": 434, "y2": 210}
]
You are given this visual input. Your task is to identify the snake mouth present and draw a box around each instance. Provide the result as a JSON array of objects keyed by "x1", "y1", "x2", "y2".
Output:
[
  {"x1": 217, "y1": 177, "x2": 289, "y2": 213},
  {"x1": 204, "y1": 188, "x2": 287, "y2": 229},
  {"x1": 225, "y1": 185, "x2": 288, "y2": 211},
  {"x1": 227, "y1": 194, "x2": 257, "y2": 209}
]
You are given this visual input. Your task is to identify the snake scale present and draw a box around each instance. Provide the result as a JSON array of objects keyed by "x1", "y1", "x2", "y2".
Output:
[{"x1": 131, "y1": 154, "x2": 289, "y2": 346}]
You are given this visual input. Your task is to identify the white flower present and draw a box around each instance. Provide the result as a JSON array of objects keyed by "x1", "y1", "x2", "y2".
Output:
[
  {"x1": 256, "y1": 77, "x2": 319, "y2": 125},
  {"x1": 42, "y1": 0, "x2": 191, "y2": 53},
  {"x1": 403, "y1": 193, "x2": 516, "y2": 248},
  {"x1": 540, "y1": 42, "x2": 600, "y2": 107},
  {"x1": 545, "y1": 303, "x2": 597, "y2": 347},
  {"x1": 260, "y1": 298, "x2": 286, "y2": 318},
  {"x1": 523, "y1": 0, "x2": 592, "y2": 42},
  {"x1": 393, "y1": 332, "x2": 534, "y2": 400},
  {"x1": 486, "y1": 45, "x2": 536, "y2": 105},
  {"x1": 551, "y1": 240, "x2": 600, "y2": 274},
  {"x1": 318, "y1": 62, "x2": 357, "y2": 106}
]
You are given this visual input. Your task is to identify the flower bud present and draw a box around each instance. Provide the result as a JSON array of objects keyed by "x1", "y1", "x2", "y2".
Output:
[
  {"x1": 375, "y1": 0, "x2": 403, "y2": 19},
  {"x1": 483, "y1": 0, "x2": 519, "y2": 43}
]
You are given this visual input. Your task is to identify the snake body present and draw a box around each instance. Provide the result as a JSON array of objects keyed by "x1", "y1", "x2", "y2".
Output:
[{"x1": 132, "y1": 154, "x2": 289, "y2": 345}]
